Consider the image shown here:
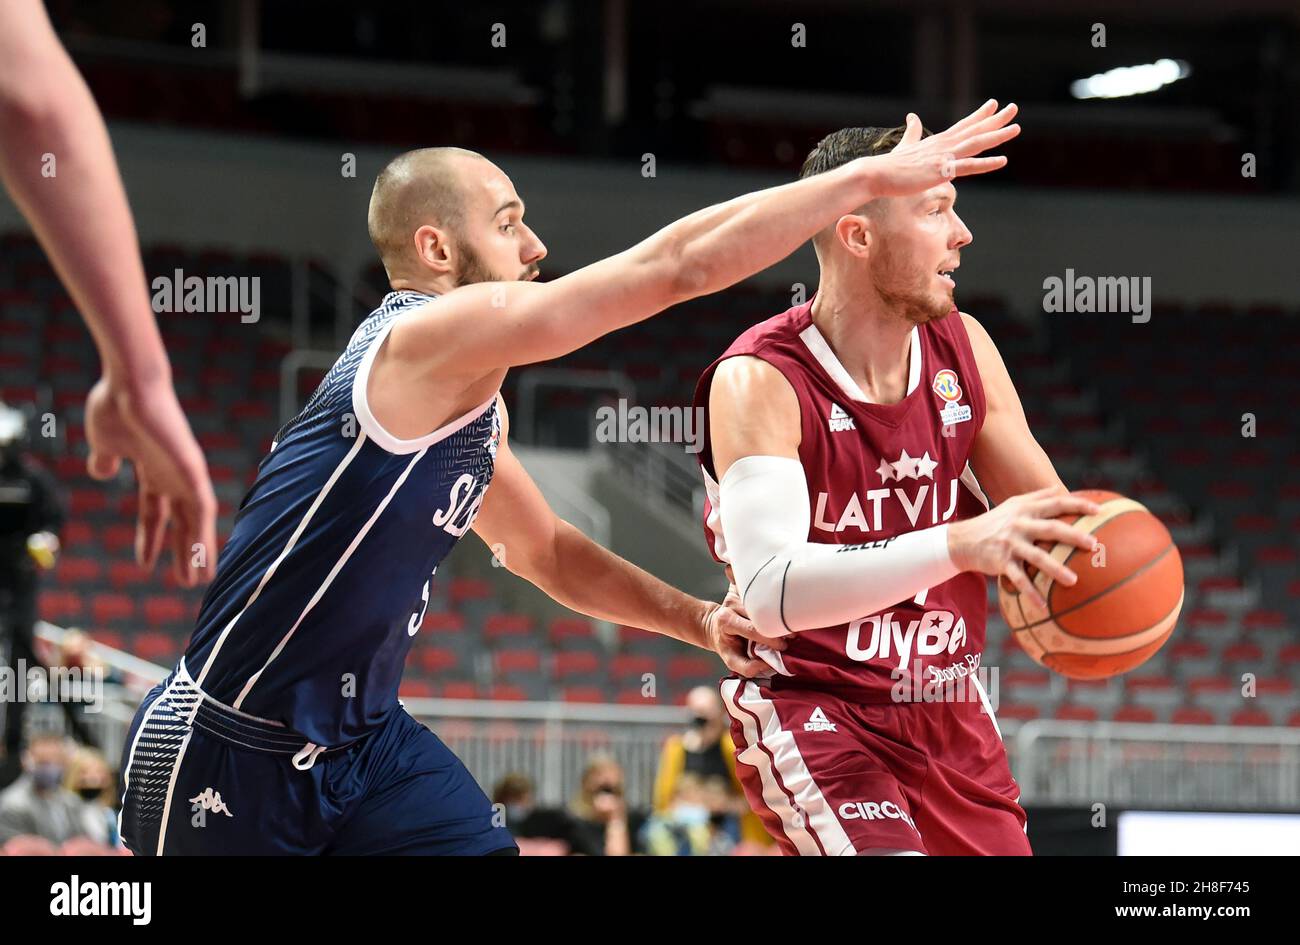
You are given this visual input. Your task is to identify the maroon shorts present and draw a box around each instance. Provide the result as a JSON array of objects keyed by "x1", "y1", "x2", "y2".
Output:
[{"x1": 720, "y1": 676, "x2": 1031, "y2": 856}]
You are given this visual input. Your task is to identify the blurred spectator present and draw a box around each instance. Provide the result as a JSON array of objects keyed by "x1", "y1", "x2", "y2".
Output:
[
  {"x1": 567, "y1": 755, "x2": 647, "y2": 856},
  {"x1": 642, "y1": 773, "x2": 736, "y2": 856},
  {"x1": 653, "y1": 685, "x2": 771, "y2": 847},
  {"x1": 0, "y1": 733, "x2": 92, "y2": 844},
  {"x1": 491, "y1": 771, "x2": 576, "y2": 854},
  {"x1": 57, "y1": 628, "x2": 120, "y2": 682},
  {"x1": 2, "y1": 834, "x2": 58, "y2": 855},
  {"x1": 64, "y1": 746, "x2": 118, "y2": 847}
]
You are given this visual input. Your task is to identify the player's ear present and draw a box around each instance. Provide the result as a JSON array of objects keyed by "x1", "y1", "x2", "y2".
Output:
[
  {"x1": 412, "y1": 223, "x2": 455, "y2": 276},
  {"x1": 834, "y1": 213, "x2": 872, "y2": 258}
]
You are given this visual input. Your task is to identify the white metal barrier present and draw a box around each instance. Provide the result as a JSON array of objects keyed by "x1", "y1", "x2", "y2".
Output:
[{"x1": 25, "y1": 623, "x2": 1300, "y2": 811}]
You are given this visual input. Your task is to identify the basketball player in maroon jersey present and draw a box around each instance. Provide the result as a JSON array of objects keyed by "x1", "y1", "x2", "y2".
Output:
[{"x1": 693, "y1": 117, "x2": 1102, "y2": 855}]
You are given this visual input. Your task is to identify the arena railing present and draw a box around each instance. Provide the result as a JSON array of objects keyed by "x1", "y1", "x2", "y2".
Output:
[
  {"x1": 1012, "y1": 719, "x2": 1300, "y2": 810},
  {"x1": 27, "y1": 623, "x2": 1300, "y2": 811}
]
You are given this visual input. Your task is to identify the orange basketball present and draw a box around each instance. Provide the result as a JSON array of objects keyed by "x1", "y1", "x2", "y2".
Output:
[{"x1": 997, "y1": 489, "x2": 1184, "y2": 680}]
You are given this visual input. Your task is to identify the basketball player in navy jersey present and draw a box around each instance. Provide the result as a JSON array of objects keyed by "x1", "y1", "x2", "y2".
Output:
[
  {"x1": 694, "y1": 118, "x2": 1102, "y2": 855},
  {"x1": 118, "y1": 101, "x2": 1022, "y2": 855}
]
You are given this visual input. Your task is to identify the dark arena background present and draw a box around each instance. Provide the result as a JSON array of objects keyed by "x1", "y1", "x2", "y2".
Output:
[{"x1": 0, "y1": 0, "x2": 1297, "y2": 886}]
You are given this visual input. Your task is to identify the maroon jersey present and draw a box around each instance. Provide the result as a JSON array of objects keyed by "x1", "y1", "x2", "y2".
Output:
[{"x1": 694, "y1": 298, "x2": 992, "y2": 703}]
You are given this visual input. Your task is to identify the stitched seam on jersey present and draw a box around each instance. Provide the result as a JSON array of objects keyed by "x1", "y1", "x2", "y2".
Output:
[
  {"x1": 193, "y1": 431, "x2": 369, "y2": 689},
  {"x1": 233, "y1": 445, "x2": 430, "y2": 709}
]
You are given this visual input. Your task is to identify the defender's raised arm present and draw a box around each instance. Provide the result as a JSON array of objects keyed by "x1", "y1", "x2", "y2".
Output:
[{"x1": 387, "y1": 101, "x2": 1020, "y2": 377}]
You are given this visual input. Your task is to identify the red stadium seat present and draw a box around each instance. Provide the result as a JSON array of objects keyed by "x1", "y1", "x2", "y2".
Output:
[
  {"x1": 1112, "y1": 705, "x2": 1157, "y2": 723},
  {"x1": 483, "y1": 613, "x2": 534, "y2": 643},
  {"x1": 1187, "y1": 676, "x2": 1233, "y2": 695},
  {"x1": 142, "y1": 595, "x2": 189, "y2": 627},
  {"x1": 615, "y1": 688, "x2": 654, "y2": 705},
  {"x1": 90, "y1": 631, "x2": 125, "y2": 652},
  {"x1": 610, "y1": 653, "x2": 658, "y2": 684},
  {"x1": 448, "y1": 578, "x2": 491, "y2": 606},
  {"x1": 108, "y1": 561, "x2": 150, "y2": 589},
  {"x1": 420, "y1": 611, "x2": 465, "y2": 635},
  {"x1": 1168, "y1": 640, "x2": 1210, "y2": 661},
  {"x1": 398, "y1": 679, "x2": 435, "y2": 698},
  {"x1": 438, "y1": 681, "x2": 478, "y2": 699},
  {"x1": 1221, "y1": 641, "x2": 1264, "y2": 666},
  {"x1": 1055, "y1": 704, "x2": 1099, "y2": 722},
  {"x1": 560, "y1": 686, "x2": 607, "y2": 704},
  {"x1": 60, "y1": 521, "x2": 94, "y2": 548},
  {"x1": 1243, "y1": 610, "x2": 1286, "y2": 631},
  {"x1": 102, "y1": 524, "x2": 135, "y2": 554},
  {"x1": 415, "y1": 647, "x2": 460, "y2": 675},
  {"x1": 552, "y1": 651, "x2": 601, "y2": 681},
  {"x1": 493, "y1": 648, "x2": 541, "y2": 675},
  {"x1": 132, "y1": 632, "x2": 177, "y2": 664},
  {"x1": 90, "y1": 592, "x2": 134, "y2": 625},
  {"x1": 548, "y1": 618, "x2": 595, "y2": 645},
  {"x1": 993, "y1": 703, "x2": 1039, "y2": 721},
  {"x1": 1170, "y1": 706, "x2": 1216, "y2": 725},
  {"x1": 68, "y1": 489, "x2": 107, "y2": 516},
  {"x1": 666, "y1": 654, "x2": 718, "y2": 682},
  {"x1": 56, "y1": 557, "x2": 102, "y2": 584},
  {"x1": 1230, "y1": 707, "x2": 1274, "y2": 727},
  {"x1": 38, "y1": 590, "x2": 82, "y2": 622}
]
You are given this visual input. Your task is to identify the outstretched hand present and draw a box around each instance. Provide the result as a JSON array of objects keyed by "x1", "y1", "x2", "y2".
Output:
[
  {"x1": 85, "y1": 376, "x2": 218, "y2": 587},
  {"x1": 865, "y1": 99, "x2": 1021, "y2": 198}
]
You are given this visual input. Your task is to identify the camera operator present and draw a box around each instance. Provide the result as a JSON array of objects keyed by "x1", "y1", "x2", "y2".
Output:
[{"x1": 0, "y1": 402, "x2": 82, "y2": 785}]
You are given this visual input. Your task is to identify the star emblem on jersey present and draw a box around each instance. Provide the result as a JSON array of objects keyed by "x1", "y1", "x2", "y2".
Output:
[
  {"x1": 828, "y1": 402, "x2": 855, "y2": 432},
  {"x1": 878, "y1": 449, "x2": 937, "y2": 482},
  {"x1": 804, "y1": 706, "x2": 837, "y2": 732}
]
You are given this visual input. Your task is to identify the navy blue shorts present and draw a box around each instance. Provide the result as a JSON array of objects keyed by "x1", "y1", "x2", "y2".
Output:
[{"x1": 118, "y1": 664, "x2": 515, "y2": 856}]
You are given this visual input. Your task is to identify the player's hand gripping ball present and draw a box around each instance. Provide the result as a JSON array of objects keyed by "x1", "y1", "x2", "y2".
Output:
[{"x1": 997, "y1": 490, "x2": 1184, "y2": 679}]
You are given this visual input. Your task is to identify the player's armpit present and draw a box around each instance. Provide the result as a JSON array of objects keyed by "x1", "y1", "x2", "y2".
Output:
[
  {"x1": 960, "y1": 312, "x2": 1067, "y2": 504},
  {"x1": 470, "y1": 410, "x2": 562, "y2": 583}
]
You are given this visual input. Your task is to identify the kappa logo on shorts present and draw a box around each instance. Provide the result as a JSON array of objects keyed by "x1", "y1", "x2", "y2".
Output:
[
  {"x1": 828, "y1": 403, "x2": 856, "y2": 433},
  {"x1": 838, "y1": 799, "x2": 919, "y2": 834},
  {"x1": 189, "y1": 788, "x2": 233, "y2": 817},
  {"x1": 804, "y1": 706, "x2": 837, "y2": 732}
]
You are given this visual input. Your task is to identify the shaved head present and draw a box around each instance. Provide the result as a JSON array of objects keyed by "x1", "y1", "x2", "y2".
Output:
[{"x1": 367, "y1": 146, "x2": 487, "y2": 278}]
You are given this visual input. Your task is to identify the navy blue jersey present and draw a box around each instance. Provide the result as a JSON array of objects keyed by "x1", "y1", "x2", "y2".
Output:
[{"x1": 181, "y1": 290, "x2": 500, "y2": 747}]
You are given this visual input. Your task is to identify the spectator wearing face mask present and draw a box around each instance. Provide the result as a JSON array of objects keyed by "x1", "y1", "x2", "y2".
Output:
[
  {"x1": 567, "y1": 755, "x2": 647, "y2": 856},
  {"x1": 64, "y1": 746, "x2": 118, "y2": 847},
  {"x1": 0, "y1": 733, "x2": 91, "y2": 844},
  {"x1": 491, "y1": 772, "x2": 574, "y2": 855},
  {"x1": 652, "y1": 686, "x2": 773, "y2": 848},
  {"x1": 643, "y1": 773, "x2": 729, "y2": 856}
]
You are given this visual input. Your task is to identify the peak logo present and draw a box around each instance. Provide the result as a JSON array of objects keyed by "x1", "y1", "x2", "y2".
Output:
[
  {"x1": 829, "y1": 403, "x2": 855, "y2": 433},
  {"x1": 804, "y1": 706, "x2": 836, "y2": 732}
]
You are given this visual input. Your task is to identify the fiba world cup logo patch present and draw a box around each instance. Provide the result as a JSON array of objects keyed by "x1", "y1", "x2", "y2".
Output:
[{"x1": 932, "y1": 369, "x2": 972, "y2": 426}]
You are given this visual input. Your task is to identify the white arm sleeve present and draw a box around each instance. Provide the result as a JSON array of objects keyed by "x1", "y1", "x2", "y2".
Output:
[{"x1": 719, "y1": 455, "x2": 961, "y2": 638}]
